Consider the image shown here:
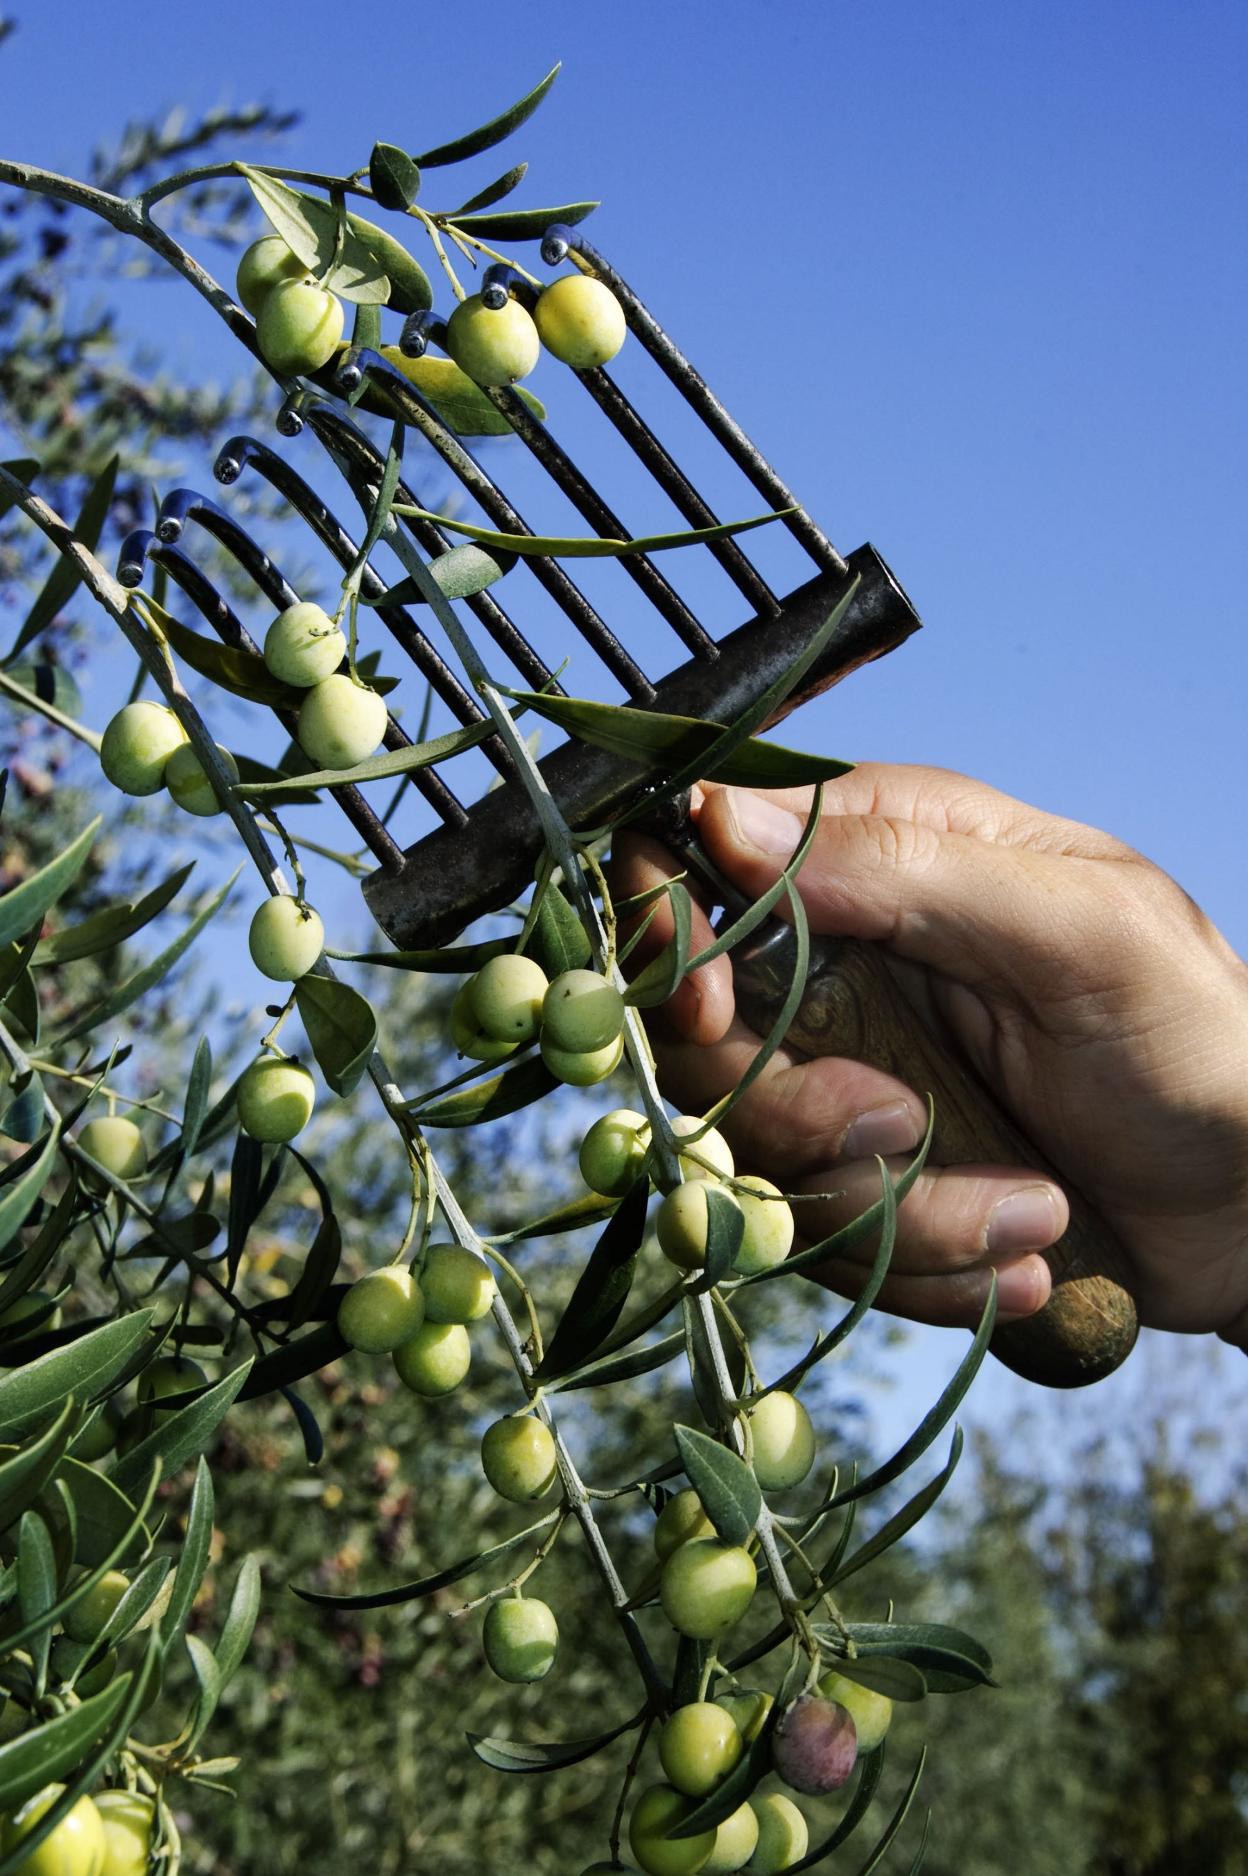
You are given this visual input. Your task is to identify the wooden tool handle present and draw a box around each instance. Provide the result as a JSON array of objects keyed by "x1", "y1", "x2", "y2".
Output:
[{"x1": 733, "y1": 930, "x2": 1138, "y2": 1386}]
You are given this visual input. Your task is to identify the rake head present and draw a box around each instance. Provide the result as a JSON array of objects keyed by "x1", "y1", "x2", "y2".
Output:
[{"x1": 116, "y1": 222, "x2": 1138, "y2": 1391}]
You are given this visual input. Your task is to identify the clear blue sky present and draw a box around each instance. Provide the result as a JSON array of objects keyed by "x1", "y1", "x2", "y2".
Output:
[{"x1": 3, "y1": 1, "x2": 1246, "y2": 1446}]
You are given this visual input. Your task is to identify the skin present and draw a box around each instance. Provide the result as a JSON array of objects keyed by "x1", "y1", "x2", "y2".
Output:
[
  {"x1": 99, "y1": 701, "x2": 186, "y2": 796},
  {"x1": 580, "y1": 1108, "x2": 652, "y2": 1196},
  {"x1": 659, "y1": 1538, "x2": 757, "y2": 1639},
  {"x1": 482, "y1": 1596, "x2": 558, "y2": 1682},
  {"x1": 61, "y1": 1568, "x2": 129, "y2": 1644},
  {"x1": 614, "y1": 769, "x2": 1248, "y2": 1349},
  {"x1": 445, "y1": 294, "x2": 540, "y2": 387},
  {"x1": 256, "y1": 279, "x2": 345, "y2": 375},
  {"x1": 659, "y1": 1702, "x2": 743, "y2": 1797},
  {"x1": 817, "y1": 1671, "x2": 893, "y2": 1752},
  {"x1": 469, "y1": 954, "x2": 549, "y2": 1042},
  {"x1": 542, "y1": 969, "x2": 626, "y2": 1052},
  {"x1": 392, "y1": 1321, "x2": 471, "y2": 1396},
  {"x1": 627, "y1": 1785, "x2": 715, "y2": 1876},
  {"x1": 745, "y1": 1390, "x2": 816, "y2": 1491},
  {"x1": 535, "y1": 274, "x2": 627, "y2": 369},
  {"x1": 1, "y1": 1786, "x2": 106, "y2": 1875}
]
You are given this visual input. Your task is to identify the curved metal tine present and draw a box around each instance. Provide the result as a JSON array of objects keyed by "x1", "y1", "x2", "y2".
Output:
[
  {"x1": 551, "y1": 229, "x2": 847, "y2": 578},
  {"x1": 476, "y1": 364, "x2": 721, "y2": 661},
  {"x1": 313, "y1": 357, "x2": 654, "y2": 702},
  {"x1": 211, "y1": 433, "x2": 514, "y2": 783},
  {"x1": 115, "y1": 527, "x2": 411, "y2": 862},
  {"x1": 152, "y1": 488, "x2": 470, "y2": 830},
  {"x1": 561, "y1": 364, "x2": 779, "y2": 620}
]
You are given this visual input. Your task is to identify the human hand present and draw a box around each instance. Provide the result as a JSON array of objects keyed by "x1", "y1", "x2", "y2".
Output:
[{"x1": 612, "y1": 765, "x2": 1248, "y2": 1351}]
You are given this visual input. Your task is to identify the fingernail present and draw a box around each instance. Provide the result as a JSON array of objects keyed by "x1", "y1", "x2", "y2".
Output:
[
  {"x1": 841, "y1": 1101, "x2": 922, "y2": 1160},
  {"x1": 725, "y1": 789, "x2": 803, "y2": 857},
  {"x1": 987, "y1": 1187, "x2": 1060, "y2": 1255},
  {"x1": 994, "y1": 1255, "x2": 1050, "y2": 1318}
]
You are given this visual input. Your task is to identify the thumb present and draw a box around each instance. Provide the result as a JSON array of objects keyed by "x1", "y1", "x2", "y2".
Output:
[{"x1": 697, "y1": 782, "x2": 1091, "y2": 998}]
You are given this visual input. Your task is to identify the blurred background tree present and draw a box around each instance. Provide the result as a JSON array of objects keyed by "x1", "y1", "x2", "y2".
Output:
[{"x1": 3, "y1": 65, "x2": 1246, "y2": 1876}]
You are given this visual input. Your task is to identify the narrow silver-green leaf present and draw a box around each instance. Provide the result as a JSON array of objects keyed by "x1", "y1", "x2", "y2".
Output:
[
  {"x1": 213, "y1": 1551, "x2": 262, "y2": 1690},
  {"x1": 34, "y1": 861, "x2": 194, "y2": 965},
  {"x1": 414, "y1": 63, "x2": 561, "y2": 167},
  {"x1": 55, "y1": 867, "x2": 240, "y2": 1046},
  {"x1": 532, "y1": 1176, "x2": 649, "y2": 1381},
  {"x1": 239, "y1": 167, "x2": 389, "y2": 305},
  {"x1": 453, "y1": 162, "x2": 527, "y2": 215},
  {"x1": 4, "y1": 456, "x2": 117, "y2": 664},
  {"x1": 110, "y1": 1360, "x2": 252, "y2": 1500},
  {"x1": 0, "y1": 1312, "x2": 153, "y2": 1440},
  {"x1": 0, "y1": 1675, "x2": 132, "y2": 1813},
  {"x1": 368, "y1": 142, "x2": 421, "y2": 210},
  {"x1": 447, "y1": 201, "x2": 598, "y2": 240},
  {"x1": 293, "y1": 1514, "x2": 560, "y2": 1611},
  {"x1": 467, "y1": 1714, "x2": 640, "y2": 1776},
  {"x1": 161, "y1": 1456, "x2": 214, "y2": 1647},
  {"x1": 673, "y1": 1424, "x2": 761, "y2": 1546},
  {"x1": 294, "y1": 976, "x2": 377, "y2": 1096},
  {"x1": 237, "y1": 711, "x2": 498, "y2": 793},
  {"x1": 0, "y1": 1398, "x2": 79, "y2": 1535},
  {"x1": 0, "y1": 816, "x2": 99, "y2": 951},
  {"x1": 406, "y1": 1053, "x2": 557, "y2": 1128},
  {"x1": 0, "y1": 1125, "x2": 60, "y2": 1259},
  {"x1": 623, "y1": 881, "x2": 692, "y2": 1008},
  {"x1": 393, "y1": 501, "x2": 790, "y2": 560}
]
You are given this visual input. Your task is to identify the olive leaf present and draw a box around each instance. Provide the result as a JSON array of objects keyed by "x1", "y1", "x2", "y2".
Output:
[
  {"x1": 673, "y1": 1425, "x2": 761, "y2": 1546},
  {"x1": 110, "y1": 1361, "x2": 253, "y2": 1501},
  {"x1": 551, "y1": 1329, "x2": 685, "y2": 1394},
  {"x1": 414, "y1": 63, "x2": 561, "y2": 167},
  {"x1": 623, "y1": 880, "x2": 693, "y2": 1008},
  {"x1": 329, "y1": 937, "x2": 511, "y2": 974},
  {"x1": 0, "y1": 1674, "x2": 134, "y2": 1813},
  {"x1": 529, "y1": 881, "x2": 592, "y2": 976},
  {"x1": 346, "y1": 215, "x2": 433, "y2": 314},
  {"x1": 54, "y1": 866, "x2": 240, "y2": 1046},
  {"x1": 368, "y1": 142, "x2": 421, "y2": 210},
  {"x1": 532, "y1": 1176, "x2": 650, "y2": 1381},
  {"x1": 405, "y1": 1054, "x2": 558, "y2": 1128},
  {"x1": 0, "y1": 1398, "x2": 80, "y2": 1535},
  {"x1": 467, "y1": 1714, "x2": 641, "y2": 1775},
  {"x1": 453, "y1": 162, "x2": 527, "y2": 215},
  {"x1": 237, "y1": 711, "x2": 502, "y2": 793},
  {"x1": 3, "y1": 455, "x2": 117, "y2": 664},
  {"x1": 0, "y1": 1314, "x2": 156, "y2": 1443},
  {"x1": 365, "y1": 353, "x2": 547, "y2": 437},
  {"x1": 239, "y1": 167, "x2": 390, "y2": 305},
  {"x1": 392, "y1": 500, "x2": 791, "y2": 560},
  {"x1": 294, "y1": 976, "x2": 377, "y2": 1096},
  {"x1": 293, "y1": 1513, "x2": 561, "y2": 1611},
  {"x1": 510, "y1": 688, "x2": 851, "y2": 789},
  {"x1": 831, "y1": 1430, "x2": 964, "y2": 1586},
  {"x1": 446, "y1": 202, "x2": 599, "y2": 241},
  {"x1": 237, "y1": 1321, "x2": 349, "y2": 1399},
  {"x1": 143, "y1": 597, "x2": 300, "y2": 706},
  {"x1": 34, "y1": 861, "x2": 194, "y2": 966},
  {"x1": 0, "y1": 816, "x2": 100, "y2": 951},
  {"x1": 0, "y1": 1126, "x2": 60, "y2": 1260}
]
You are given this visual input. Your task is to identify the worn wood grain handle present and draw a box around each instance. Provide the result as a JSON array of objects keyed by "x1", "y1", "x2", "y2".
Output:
[{"x1": 732, "y1": 928, "x2": 1139, "y2": 1387}]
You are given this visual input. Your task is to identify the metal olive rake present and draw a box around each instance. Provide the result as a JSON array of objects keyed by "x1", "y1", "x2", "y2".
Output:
[{"x1": 117, "y1": 224, "x2": 1138, "y2": 1389}]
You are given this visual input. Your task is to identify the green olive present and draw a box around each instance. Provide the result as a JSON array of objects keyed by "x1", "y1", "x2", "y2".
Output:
[
  {"x1": 419, "y1": 1242, "x2": 496, "y2": 1324},
  {"x1": 236, "y1": 1057, "x2": 315, "y2": 1144},
  {"x1": 164, "y1": 740, "x2": 239, "y2": 817},
  {"x1": 77, "y1": 1116, "x2": 148, "y2": 1186},
  {"x1": 535, "y1": 274, "x2": 627, "y2": 369},
  {"x1": 541, "y1": 969, "x2": 625, "y2": 1053},
  {"x1": 482, "y1": 1594, "x2": 558, "y2": 1682},
  {"x1": 337, "y1": 1267, "x2": 426, "y2": 1354},
  {"x1": 468, "y1": 954, "x2": 549, "y2": 1043},
  {"x1": 236, "y1": 235, "x2": 308, "y2": 315},
  {"x1": 297, "y1": 673, "x2": 387, "y2": 771},
  {"x1": 627, "y1": 1784, "x2": 714, "y2": 1876},
  {"x1": 256, "y1": 279, "x2": 345, "y2": 375},
  {"x1": 659, "y1": 1537, "x2": 756, "y2": 1640},
  {"x1": 731, "y1": 1176, "x2": 794, "y2": 1275},
  {"x1": 392, "y1": 1320, "x2": 471, "y2": 1397},
  {"x1": 263, "y1": 601, "x2": 347, "y2": 688},
  {"x1": 480, "y1": 1415, "x2": 559, "y2": 1503},
  {"x1": 99, "y1": 701, "x2": 187, "y2": 796},
  {"x1": 248, "y1": 895, "x2": 325, "y2": 982},
  {"x1": 445, "y1": 293, "x2": 540, "y2": 387},
  {"x1": 745, "y1": 1391, "x2": 816, "y2": 1491}
]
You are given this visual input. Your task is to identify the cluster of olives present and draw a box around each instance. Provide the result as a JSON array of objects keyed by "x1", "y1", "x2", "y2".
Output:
[
  {"x1": 237, "y1": 234, "x2": 345, "y2": 378},
  {"x1": 445, "y1": 271, "x2": 627, "y2": 386},
  {"x1": 1, "y1": 1782, "x2": 157, "y2": 1876},
  {"x1": 453, "y1": 955, "x2": 628, "y2": 1087},
  {"x1": 579, "y1": 1109, "x2": 796, "y2": 1283},
  {"x1": 99, "y1": 701, "x2": 237, "y2": 821},
  {"x1": 236, "y1": 223, "x2": 626, "y2": 389},
  {"x1": 610, "y1": 1503, "x2": 893, "y2": 1874},
  {"x1": 263, "y1": 600, "x2": 388, "y2": 773}
]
